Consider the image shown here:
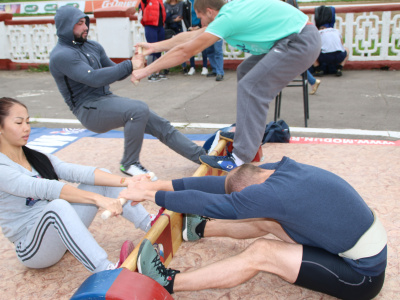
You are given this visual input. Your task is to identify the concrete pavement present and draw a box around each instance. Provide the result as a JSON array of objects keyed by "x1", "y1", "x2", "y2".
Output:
[{"x1": 1, "y1": 68, "x2": 399, "y2": 140}]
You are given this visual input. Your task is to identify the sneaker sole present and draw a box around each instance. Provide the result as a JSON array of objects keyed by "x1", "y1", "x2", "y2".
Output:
[
  {"x1": 199, "y1": 157, "x2": 228, "y2": 172},
  {"x1": 117, "y1": 241, "x2": 134, "y2": 268},
  {"x1": 120, "y1": 168, "x2": 158, "y2": 181},
  {"x1": 182, "y1": 216, "x2": 189, "y2": 241},
  {"x1": 137, "y1": 239, "x2": 150, "y2": 274},
  {"x1": 120, "y1": 168, "x2": 146, "y2": 177}
]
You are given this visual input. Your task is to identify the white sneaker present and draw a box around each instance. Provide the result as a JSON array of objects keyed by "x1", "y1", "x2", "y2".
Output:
[
  {"x1": 120, "y1": 163, "x2": 158, "y2": 181},
  {"x1": 188, "y1": 67, "x2": 196, "y2": 76},
  {"x1": 201, "y1": 67, "x2": 208, "y2": 75}
]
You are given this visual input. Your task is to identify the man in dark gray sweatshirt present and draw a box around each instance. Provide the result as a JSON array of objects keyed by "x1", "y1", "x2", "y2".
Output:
[
  {"x1": 120, "y1": 157, "x2": 387, "y2": 299},
  {"x1": 49, "y1": 5, "x2": 206, "y2": 179}
]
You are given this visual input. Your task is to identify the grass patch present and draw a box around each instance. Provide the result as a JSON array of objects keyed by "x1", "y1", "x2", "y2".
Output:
[
  {"x1": 27, "y1": 64, "x2": 49, "y2": 72},
  {"x1": 352, "y1": 38, "x2": 400, "y2": 56},
  {"x1": 13, "y1": 13, "x2": 55, "y2": 17}
]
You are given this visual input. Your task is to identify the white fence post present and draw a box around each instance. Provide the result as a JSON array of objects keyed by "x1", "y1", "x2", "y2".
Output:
[
  {"x1": 0, "y1": 13, "x2": 12, "y2": 62},
  {"x1": 345, "y1": 12, "x2": 354, "y2": 60},
  {"x1": 94, "y1": 7, "x2": 136, "y2": 58}
]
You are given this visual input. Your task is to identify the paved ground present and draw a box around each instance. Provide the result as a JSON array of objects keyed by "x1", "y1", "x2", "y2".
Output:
[{"x1": 0, "y1": 68, "x2": 399, "y2": 140}]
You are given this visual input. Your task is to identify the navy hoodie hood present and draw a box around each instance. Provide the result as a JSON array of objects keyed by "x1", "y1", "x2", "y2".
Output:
[{"x1": 55, "y1": 5, "x2": 90, "y2": 44}]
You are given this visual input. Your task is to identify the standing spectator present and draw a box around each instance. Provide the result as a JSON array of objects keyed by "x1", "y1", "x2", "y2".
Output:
[
  {"x1": 164, "y1": 0, "x2": 189, "y2": 74},
  {"x1": 307, "y1": 70, "x2": 321, "y2": 95},
  {"x1": 139, "y1": 0, "x2": 167, "y2": 82},
  {"x1": 206, "y1": 39, "x2": 224, "y2": 81},
  {"x1": 182, "y1": 0, "x2": 191, "y2": 31},
  {"x1": 164, "y1": 0, "x2": 184, "y2": 34},
  {"x1": 313, "y1": 26, "x2": 349, "y2": 77},
  {"x1": 187, "y1": 0, "x2": 209, "y2": 76}
]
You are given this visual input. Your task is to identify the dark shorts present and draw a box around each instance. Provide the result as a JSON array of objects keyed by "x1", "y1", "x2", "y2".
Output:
[
  {"x1": 294, "y1": 246, "x2": 385, "y2": 300},
  {"x1": 318, "y1": 50, "x2": 347, "y2": 65}
]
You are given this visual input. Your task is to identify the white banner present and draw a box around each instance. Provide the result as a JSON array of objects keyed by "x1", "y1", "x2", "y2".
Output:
[{"x1": 0, "y1": 1, "x2": 85, "y2": 14}]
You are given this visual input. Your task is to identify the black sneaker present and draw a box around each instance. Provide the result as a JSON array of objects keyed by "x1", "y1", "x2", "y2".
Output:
[
  {"x1": 148, "y1": 74, "x2": 161, "y2": 82},
  {"x1": 336, "y1": 68, "x2": 343, "y2": 77},
  {"x1": 137, "y1": 239, "x2": 179, "y2": 293},
  {"x1": 182, "y1": 67, "x2": 189, "y2": 75},
  {"x1": 207, "y1": 72, "x2": 217, "y2": 77},
  {"x1": 314, "y1": 70, "x2": 324, "y2": 77},
  {"x1": 313, "y1": 66, "x2": 324, "y2": 77},
  {"x1": 216, "y1": 74, "x2": 224, "y2": 81},
  {"x1": 157, "y1": 73, "x2": 168, "y2": 80},
  {"x1": 160, "y1": 69, "x2": 169, "y2": 75},
  {"x1": 199, "y1": 153, "x2": 238, "y2": 171}
]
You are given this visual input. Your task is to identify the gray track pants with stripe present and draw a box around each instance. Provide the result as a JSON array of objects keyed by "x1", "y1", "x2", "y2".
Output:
[
  {"x1": 15, "y1": 183, "x2": 150, "y2": 273},
  {"x1": 74, "y1": 96, "x2": 206, "y2": 168},
  {"x1": 234, "y1": 25, "x2": 321, "y2": 162}
]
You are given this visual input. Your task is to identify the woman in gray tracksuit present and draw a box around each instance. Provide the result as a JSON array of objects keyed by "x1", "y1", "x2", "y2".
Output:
[{"x1": 0, "y1": 97, "x2": 150, "y2": 273}]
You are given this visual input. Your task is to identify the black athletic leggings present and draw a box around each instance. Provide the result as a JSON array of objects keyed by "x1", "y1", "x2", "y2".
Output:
[{"x1": 295, "y1": 246, "x2": 385, "y2": 299}]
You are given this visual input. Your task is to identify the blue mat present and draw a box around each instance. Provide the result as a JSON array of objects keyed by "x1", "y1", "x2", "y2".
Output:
[{"x1": 27, "y1": 127, "x2": 211, "y2": 154}]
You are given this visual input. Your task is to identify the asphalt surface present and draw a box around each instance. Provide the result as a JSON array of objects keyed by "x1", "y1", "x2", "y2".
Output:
[{"x1": 1, "y1": 68, "x2": 399, "y2": 140}]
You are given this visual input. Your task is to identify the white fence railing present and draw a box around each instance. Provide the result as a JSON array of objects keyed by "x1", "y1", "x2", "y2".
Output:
[
  {"x1": 1, "y1": 3, "x2": 399, "y2": 67},
  {"x1": 306, "y1": 4, "x2": 400, "y2": 61}
]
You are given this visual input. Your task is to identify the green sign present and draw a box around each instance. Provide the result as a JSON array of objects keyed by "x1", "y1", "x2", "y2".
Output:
[
  {"x1": 44, "y1": 3, "x2": 58, "y2": 12},
  {"x1": 24, "y1": 4, "x2": 38, "y2": 13},
  {"x1": 66, "y1": 3, "x2": 80, "y2": 9}
]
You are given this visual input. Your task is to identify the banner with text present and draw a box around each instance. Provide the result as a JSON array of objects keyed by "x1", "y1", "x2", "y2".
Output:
[
  {"x1": 0, "y1": 0, "x2": 138, "y2": 14},
  {"x1": 84, "y1": 0, "x2": 138, "y2": 13},
  {"x1": 0, "y1": 1, "x2": 85, "y2": 14}
]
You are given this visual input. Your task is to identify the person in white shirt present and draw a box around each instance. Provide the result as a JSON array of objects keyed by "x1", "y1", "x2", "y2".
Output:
[{"x1": 313, "y1": 26, "x2": 349, "y2": 77}]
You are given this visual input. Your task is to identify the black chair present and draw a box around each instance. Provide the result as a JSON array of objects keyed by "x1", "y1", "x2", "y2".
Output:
[{"x1": 274, "y1": 71, "x2": 309, "y2": 127}]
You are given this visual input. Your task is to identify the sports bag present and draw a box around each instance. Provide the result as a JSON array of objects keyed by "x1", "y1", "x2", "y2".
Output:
[
  {"x1": 203, "y1": 120, "x2": 291, "y2": 152},
  {"x1": 262, "y1": 120, "x2": 291, "y2": 144}
]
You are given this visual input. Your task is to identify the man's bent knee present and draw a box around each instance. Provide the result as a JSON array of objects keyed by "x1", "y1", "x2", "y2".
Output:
[
  {"x1": 244, "y1": 238, "x2": 302, "y2": 279},
  {"x1": 125, "y1": 100, "x2": 150, "y2": 122}
]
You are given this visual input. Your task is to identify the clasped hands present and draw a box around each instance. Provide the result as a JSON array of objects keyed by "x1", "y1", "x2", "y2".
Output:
[
  {"x1": 119, "y1": 173, "x2": 156, "y2": 205},
  {"x1": 130, "y1": 43, "x2": 155, "y2": 85}
]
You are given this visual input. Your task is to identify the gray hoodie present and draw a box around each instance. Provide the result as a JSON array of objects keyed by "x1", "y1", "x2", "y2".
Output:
[{"x1": 49, "y1": 5, "x2": 133, "y2": 113}]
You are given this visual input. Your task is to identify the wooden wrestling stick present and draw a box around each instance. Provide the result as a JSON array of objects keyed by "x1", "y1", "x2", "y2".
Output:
[
  {"x1": 101, "y1": 198, "x2": 127, "y2": 220},
  {"x1": 121, "y1": 209, "x2": 183, "y2": 271},
  {"x1": 101, "y1": 172, "x2": 156, "y2": 220},
  {"x1": 133, "y1": 46, "x2": 143, "y2": 86}
]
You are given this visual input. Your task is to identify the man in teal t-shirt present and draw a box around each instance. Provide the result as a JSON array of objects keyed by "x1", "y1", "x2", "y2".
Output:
[
  {"x1": 206, "y1": 0, "x2": 308, "y2": 55},
  {"x1": 132, "y1": 0, "x2": 321, "y2": 171}
]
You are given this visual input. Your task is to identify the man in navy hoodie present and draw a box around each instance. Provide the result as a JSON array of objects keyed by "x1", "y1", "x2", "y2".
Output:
[
  {"x1": 120, "y1": 157, "x2": 387, "y2": 299},
  {"x1": 49, "y1": 5, "x2": 206, "y2": 179}
]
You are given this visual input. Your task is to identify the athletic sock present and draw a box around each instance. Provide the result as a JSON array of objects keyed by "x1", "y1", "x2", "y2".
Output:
[
  {"x1": 232, "y1": 153, "x2": 244, "y2": 166},
  {"x1": 195, "y1": 220, "x2": 207, "y2": 238},
  {"x1": 164, "y1": 269, "x2": 180, "y2": 294}
]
